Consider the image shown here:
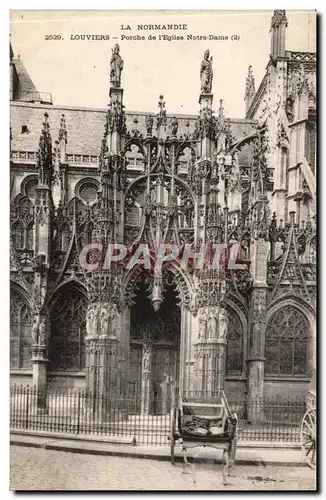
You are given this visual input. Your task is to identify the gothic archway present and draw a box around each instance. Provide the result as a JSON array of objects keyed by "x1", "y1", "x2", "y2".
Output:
[
  {"x1": 226, "y1": 307, "x2": 243, "y2": 375},
  {"x1": 265, "y1": 305, "x2": 310, "y2": 376},
  {"x1": 128, "y1": 273, "x2": 181, "y2": 415},
  {"x1": 10, "y1": 287, "x2": 32, "y2": 370},
  {"x1": 49, "y1": 284, "x2": 88, "y2": 372}
]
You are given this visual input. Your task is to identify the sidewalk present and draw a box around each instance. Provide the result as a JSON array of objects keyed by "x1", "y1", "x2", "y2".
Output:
[{"x1": 10, "y1": 430, "x2": 305, "y2": 467}]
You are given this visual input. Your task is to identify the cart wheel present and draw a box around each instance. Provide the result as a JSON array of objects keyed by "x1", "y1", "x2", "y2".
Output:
[
  {"x1": 170, "y1": 407, "x2": 176, "y2": 465},
  {"x1": 300, "y1": 408, "x2": 316, "y2": 469}
]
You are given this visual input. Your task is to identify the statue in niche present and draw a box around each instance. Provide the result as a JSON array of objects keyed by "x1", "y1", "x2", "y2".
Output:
[
  {"x1": 110, "y1": 44, "x2": 124, "y2": 87},
  {"x1": 198, "y1": 308, "x2": 207, "y2": 339},
  {"x1": 32, "y1": 315, "x2": 39, "y2": 344},
  {"x1": 108, "y1": 303, "x2": 119, "y2": 338},
  {"x1": 38, "y1": 316, "x2": 47, "y2": 345},
  {"x1": 142, "y1": 330, "x2": 152, "y2": 371},
  {"x1": 200, "y1": 50, "x2": 213, "y2": 94},
  {"x1": 207, "y1": 307, "x2": 218, "y2": 338},
  {"x1": 218, "y1": 309, "x2": 228, "y2": 342},
  {"x1": 99, "y1": 304, "x2": 109, "y2": 336},
  {"x1": 170, "y1": 116, "x2": 178, "y2": 136},
  {"x1": 145, "y1": 115, "x2": 154, "y2": 136},
  {"x1": 86, "y1": 304, "x2": 97, "y2": 337}
]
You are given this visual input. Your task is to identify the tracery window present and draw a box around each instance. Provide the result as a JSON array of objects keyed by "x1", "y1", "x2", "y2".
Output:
[
  {"x1": 49, "y1": 287, "x2": 87, "y2": 371},
  {"x1": 226, "y1": 311, "x2": 243, "y2": 375},
  {"x1": 10, "y1": 290, "x2": 32, "y2": 369},
  {"x1": 265, "y1": 306, "x2": 309, "y2": 376},
  {"x1": 79, "y1": 184, "x2": 98, "y2": 204}
]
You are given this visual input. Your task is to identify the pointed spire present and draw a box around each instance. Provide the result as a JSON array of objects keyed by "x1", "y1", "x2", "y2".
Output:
[
  {"x1": 37, "y1": 112, "x2": 53, "y2": 186},
  {"x1": 245, "y1": 65, "x2": 255, "y2": 100},
  {"x1": 218, "y1": 99, "x2": 224, "y2": 120},
  {"x1": 244, "y1": 65, "x2": 256, "y2": 115},
  {"x1": 59, "y1": 114, "x2": 67, "y2": 143}
]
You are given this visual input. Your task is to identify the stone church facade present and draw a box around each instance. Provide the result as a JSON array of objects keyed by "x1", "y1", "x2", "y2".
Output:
[{"x1": 10, "y1": 11, "x2": 316, "y2": 413}]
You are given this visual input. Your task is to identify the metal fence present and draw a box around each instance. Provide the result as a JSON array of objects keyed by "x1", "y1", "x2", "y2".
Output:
[{"x1": 10, "y1": 385, "x2": 306, "y2": 445}]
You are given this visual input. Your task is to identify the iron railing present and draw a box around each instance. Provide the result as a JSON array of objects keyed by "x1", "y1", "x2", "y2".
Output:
[{"x1": 10, "y1": 385, "x2": 306, "y2": 445}]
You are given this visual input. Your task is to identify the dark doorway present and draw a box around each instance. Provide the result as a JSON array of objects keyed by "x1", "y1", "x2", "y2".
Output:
[{"x1": 129, "y1": 274, "x2": 181, "y2": 415}]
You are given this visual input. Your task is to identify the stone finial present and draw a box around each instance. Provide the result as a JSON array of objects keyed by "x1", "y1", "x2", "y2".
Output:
[
  {"x1": 59, "y1": 114, "x2": 67, "y2": 143},
  {"x1": 245, "y1": 65, "x2": 256, "y2": 100}
]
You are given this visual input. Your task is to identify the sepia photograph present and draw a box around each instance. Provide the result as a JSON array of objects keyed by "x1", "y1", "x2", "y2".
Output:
[{"x1": 9, "y1": 9, "x2": 317, "y2": 491}]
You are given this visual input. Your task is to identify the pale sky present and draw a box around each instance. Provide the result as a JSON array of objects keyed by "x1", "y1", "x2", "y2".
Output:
[{"x1": 10, "y1": 10, "x2": 316, "y2": 118}]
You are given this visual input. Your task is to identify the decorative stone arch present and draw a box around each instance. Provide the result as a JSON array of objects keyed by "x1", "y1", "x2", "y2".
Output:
[
  {"x1": 20, "y1": 174, "x2": 38, "y2": 201},
  {"x1": 10, "y1": 279, "x2": 32, "y2": 307},
  {"x1": 265, "y1": 297, "x2": 315, "y2": 378},
  {"x1": 122, "y1": 173, "x2": 196, "y2": 208},
  {"x1": 74, "y1": 177, "x2": 100, "y2": 204},
  {"x1": 123, "y1": 138, "x2": 148, "y2": 159},
  {"x1": 121, "y1": 262, "x2": 195, "y2": 311},
  {"x1": 48, "y1": 280, "x2": 88, "y2": 372},
  {"x1": 225, "y1": 297, "x2": 248, "y2": 376}
]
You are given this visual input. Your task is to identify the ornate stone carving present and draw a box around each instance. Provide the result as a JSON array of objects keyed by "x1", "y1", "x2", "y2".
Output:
[{"x1": 37, "y1": 112, "x2": 53, "y2": 186}]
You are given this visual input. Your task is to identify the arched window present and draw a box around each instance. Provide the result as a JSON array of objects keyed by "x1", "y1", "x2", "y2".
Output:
[
  {"x1": 49, "y1": 287, "x2": 87, "y2": 371},
  {"x1": 265, "y1": 306, "x2": 309, "y2": 376},
  {"x1": 226, "y1": 310, "x2": 243, "y2": 375},
  {"x1": 10, "y1": 289, "x2": 32, "y2": 369}
]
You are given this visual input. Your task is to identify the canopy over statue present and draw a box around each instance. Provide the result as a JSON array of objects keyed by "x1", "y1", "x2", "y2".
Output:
[
  {"x1": 200, "y1": 50, "x2": 213, "y2": 94},
  {"x1": 110, "y1": 44, "x2": 124, "y2": 87}
]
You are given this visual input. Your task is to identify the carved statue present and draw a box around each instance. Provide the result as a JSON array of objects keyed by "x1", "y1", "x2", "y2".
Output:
[
  {"x1": 86, "y1": 304, "x2": 97, "y2": 337},
  {"x1": 99, "y1": 304, "x2": 109, "y2": 336},
  {"x1": 198, "y1": 308, "x2": 207, "y2": 339},
  {"x1": 145, "y1": 115, "x2": 154, "y2": 136},
  {"x1": 218, "y1": 309, "x2": 228, "y2": 342},
  {"x1": 170, "y1": 116, "x2": 178, "y2": 136},
  {"x1": 38, "y1": 316, "x2": 47, "y2": 345},
  {"x1": 142, "y1": 342, "x2": 151, "y2": 371},
  {"x1": 108, "y1": 303, "x2": 119, "y2": 337},
  {"x1": 110, "y1": 44, "x2": 124, "y2": 87},
  {"x1": 207, "y1": 307, "x2": 217, "y2": 338},
  {"x1": 200, "y1": 50, "x2": 213, "y2": 94},
  {"x1": 32, "y1": 315, "x2": 39, "y2": 344}
]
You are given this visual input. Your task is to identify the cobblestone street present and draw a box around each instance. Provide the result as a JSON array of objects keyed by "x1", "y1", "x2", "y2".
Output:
[{"x1": 10, "y1": 446, "x2": 316, "y2": 491}]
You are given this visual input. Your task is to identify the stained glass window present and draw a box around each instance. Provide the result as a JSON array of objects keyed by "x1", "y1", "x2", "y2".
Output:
[
  {"x1": 49, "y1": 287, "x2": 87, "y2": 371},
  {"x1": 226, "y1": 310, "x2": 243, "y2": 375},
  {"x1": 10, "y1": 290, "x2": 32, "y2": 369},
  {"x1": 265, "y1": 306, "x2": 309, "y2": 376}
]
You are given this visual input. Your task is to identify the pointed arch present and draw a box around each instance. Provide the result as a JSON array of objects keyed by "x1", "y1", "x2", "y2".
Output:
[
  {"x1": 225, "y1": 298, "x2": 248, "y2": 376},
  {"x1": 265, "y1": 300, "x2": 313, "y2": 377},
  {"x1": 49, "y1": 282, "x2": 88, "y2": 372},
  {"x1": 10, "y1": 283, "x2": 33, "y2": 370}
]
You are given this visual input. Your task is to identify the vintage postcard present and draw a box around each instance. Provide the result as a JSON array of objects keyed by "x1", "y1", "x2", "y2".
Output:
[{"x1": 9, "y1": 10, "x2": 316, "y2": 491}]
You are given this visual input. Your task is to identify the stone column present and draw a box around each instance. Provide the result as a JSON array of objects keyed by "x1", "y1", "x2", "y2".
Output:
[
  {"x1": 85, "y1": 301, "x2": 121, "y2": 422},
  {"x1": 248, "y1": 237, "x2": 269, "y2": 422},
  {"x1": 140, "y1": 340, "x2": 152, "y2": 416},
  {"x1": 31, "y1": 312, "x2": 49, "y2": 413},
  {"x1": 193, "y1": 302, "x2": 228, "y2": 399}
]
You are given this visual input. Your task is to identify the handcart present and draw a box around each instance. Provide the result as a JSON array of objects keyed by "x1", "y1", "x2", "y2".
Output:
[{"x1": 169, "y1": 390, "x2": 238, "y2": 485}]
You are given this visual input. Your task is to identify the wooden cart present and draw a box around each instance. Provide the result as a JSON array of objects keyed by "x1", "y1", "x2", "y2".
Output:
[
  {"x1": 300, "y1": 389, "x2": 316, "y2": 470},
  {"x1": 169, "y1": 391, "x2": 238, "y2": 485}
]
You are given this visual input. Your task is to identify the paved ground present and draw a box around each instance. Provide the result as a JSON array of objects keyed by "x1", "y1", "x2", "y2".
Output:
[{"x1": 10, "y1": 446, "x2": 316, "y2": 491}]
